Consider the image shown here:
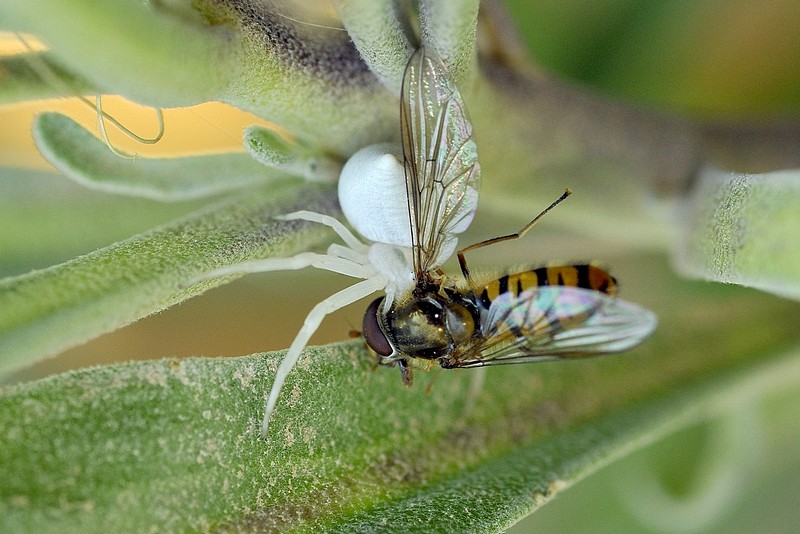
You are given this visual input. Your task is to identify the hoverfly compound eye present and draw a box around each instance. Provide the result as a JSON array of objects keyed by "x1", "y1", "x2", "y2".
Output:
[{"x1": 362, "y1": 297, "x2": 393, "y2": 356}]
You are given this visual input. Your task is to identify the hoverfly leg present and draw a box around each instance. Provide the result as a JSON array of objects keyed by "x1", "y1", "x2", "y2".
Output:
[
  {"x1": 456, "y1": 189, "x2": 573, "y2": 282},
  {"x1": 398, "y1": 359, "x2": 414, "y2": 386}
]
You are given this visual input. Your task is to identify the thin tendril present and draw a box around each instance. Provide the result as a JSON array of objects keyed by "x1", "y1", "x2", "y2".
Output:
[
  {"x1": 92, "y1": 94, "x2": 164, "y2": 159},
  {"x1": 15, "y1": 32, "x2": 165, "y2": 157},
  {"x1": 274, "y1": 10, "x2": 346, "y2": 32}
]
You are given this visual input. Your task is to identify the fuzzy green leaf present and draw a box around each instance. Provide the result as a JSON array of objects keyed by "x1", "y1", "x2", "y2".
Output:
[
  {"x1": 2, "y1": 266, "x2": 799, "y2": 531},
  {"x1": 0, "y1": 0, "x2": 234, "y2": 106},
  {"x1": 243, "y1": 126, "x2": 341, "y2": 183},
  {"x1": 419, "y1": 0, "x2": 479, "y2": 83},
  {"x1": 0, "y1": 183, "x2": 337, "y2": 377},
  {"x1": 0, "y1": 169, "x2": 205, "y2": 277},
  {"x1": 210, "y1": 0, "x2": 397, "y2": 155},
  {"x1": 0, "y1": 0, "x2": 398, "y2": 155},
  {"x1": 675, "y1": 167, "x2": 800, "y2": 300},
  {"x1": 333, "y1": 0, "x2": 413, "y2": 95},
  {"x1": 34, "y1": 112, "x2": 283, "y2": 200},
  {"x1": 0, "y1": 52, "x2": 93, "y2": 103}
]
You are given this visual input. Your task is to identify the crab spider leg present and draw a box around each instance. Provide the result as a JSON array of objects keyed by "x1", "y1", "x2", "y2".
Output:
[
  {"x1": 278, "y1": 211, "x2": 366, "y2": 251},
  {"x1": 261, "y1": 275, "x2": 388, "y2": 438},
  {"x1": 326, "y1": 243, "x2": 367, "y2": 264},
  {"x1": 190, "y1": 252, "x2": 374, "y2": 283},
  {"x1": 190, "y1": 210, "x2": 371, "y2": 283}
]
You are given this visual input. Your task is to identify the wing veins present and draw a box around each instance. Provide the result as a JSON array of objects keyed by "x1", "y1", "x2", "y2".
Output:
[
  {"x1": 399, "y1": 48, "x2": 480, "y2": 279},
  {"x1": 448, "y1": 287, "x2": 656, "y2": 368}
]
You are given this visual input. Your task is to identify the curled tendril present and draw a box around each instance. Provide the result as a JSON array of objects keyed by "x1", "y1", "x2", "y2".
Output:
[{"x1": 15, "y1": 32, "x2": 165, "y2": 159}]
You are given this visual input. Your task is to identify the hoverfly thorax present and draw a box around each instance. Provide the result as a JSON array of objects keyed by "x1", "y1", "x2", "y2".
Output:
[{"x1": 362, "y1": 284, "x2": 481, "y2": 371}]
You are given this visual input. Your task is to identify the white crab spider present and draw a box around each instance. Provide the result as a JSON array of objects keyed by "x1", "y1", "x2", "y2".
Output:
[
  {"x1": 196, "y1": 48, "x2": 479, "y2": 438},
  {"x1": 195, "y1": 48, "x2": 656, "y2": 440}
]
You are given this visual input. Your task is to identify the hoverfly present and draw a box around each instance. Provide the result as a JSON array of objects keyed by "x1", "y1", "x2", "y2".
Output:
[{"x1": 195, "y1": 48, "x2": 657, "y2": 439}]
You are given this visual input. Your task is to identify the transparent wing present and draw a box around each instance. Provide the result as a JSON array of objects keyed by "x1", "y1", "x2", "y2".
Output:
[
  {"x1": 446, "y1": 287, "x2": 657, "y2": 368},
  {"x1": 401, "y1": 47, "x2": 480, "y2": 278}
]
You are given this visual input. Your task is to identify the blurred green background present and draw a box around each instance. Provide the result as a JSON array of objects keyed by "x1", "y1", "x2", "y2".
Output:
[
  {"x1": 505, "y1": 2, "x2": 800, "y2": 532},
  {"x1": 507, "y1": 0, "x2": 800, "y2": 117},
  {"x1": 2, "y1": 1, "x2": 799, "y2": 531}
]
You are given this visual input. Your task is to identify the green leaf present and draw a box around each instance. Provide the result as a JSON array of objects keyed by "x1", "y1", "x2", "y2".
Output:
[
  {"x1": 34, "y1": 112, "x2": 285, "y2": 200},
  {"x1": 333, "y1": 0, "x2": 413, "y2": 94},
  {"x1": 244, "y1": 126, "x2": 341, "y2": 183},
  {"x1": 334, "y1": 0, "x2": 479, "y2": 94},
  {"x1": 512, "y1": 382, "x2": 800, "y2": 532},
  {"x1": 419, "y1": 0, "x2": 479, "y2": 83},
  {"x1": 212, "y1": 0, "x2": 398, "y2": 155},
  {"x1": 0, "y1": 0, "x2": 399, "y2": 155},
  {"x1": 0, "y1": 52, "x2": 93, "y2": 103},
  {"x1": 0, "y1": 182, "x2": 337, "y2": 377},
  {"x1": 675, "y1": 167, "x2": 800, "y2": 300},
  {"x1": 2, "y1": 264, "x2": 799, "y2": 531},
  {"x1": 0, "y1": 0, "x2": 235, "y2": 106},
  {"x1": 0, "y1": 169, "x2": 205, "y2": 277}
]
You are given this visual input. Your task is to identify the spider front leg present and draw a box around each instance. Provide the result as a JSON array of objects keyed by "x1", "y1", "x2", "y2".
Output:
[
  {"x1": 187, "y1": 252, "x2": 375, "y2": 284},
  {"x1": 261, "y1": 275, "x2": 387, "y2": 439},
  {"x1": 278, "y1": 210, "x2": 366, "y2": 252},
  {"x1": 186, "y1": 210, "x2": 372, "y2": 284}
]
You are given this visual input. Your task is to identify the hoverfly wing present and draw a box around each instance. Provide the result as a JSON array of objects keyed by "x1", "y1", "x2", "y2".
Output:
[
  {"x1": 401, "y1": 48, "x2": 480, "y2": 278},
  {"x1": 451, "y1": 286, "x2": 657, "y2": 368}
]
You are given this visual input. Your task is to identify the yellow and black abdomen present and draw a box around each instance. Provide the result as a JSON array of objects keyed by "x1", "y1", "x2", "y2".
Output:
[{"x1": 477, "y1": 263, "x2": 617, "y2": 308}]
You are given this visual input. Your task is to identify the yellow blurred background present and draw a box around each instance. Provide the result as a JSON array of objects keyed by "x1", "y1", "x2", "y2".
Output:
[{"x1": 0, "y1": 33, "x2": 272, "y2": 169}]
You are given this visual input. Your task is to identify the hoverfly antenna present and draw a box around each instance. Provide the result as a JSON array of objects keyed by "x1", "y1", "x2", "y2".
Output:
[{"x1": 457, "y1": 188, "x2": 573, "y2": 280}]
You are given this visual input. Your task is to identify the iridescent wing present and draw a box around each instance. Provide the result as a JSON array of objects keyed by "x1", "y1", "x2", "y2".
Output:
[
  {"x1": 446, "y1": 286, "x2": 657, "y2": 368},
  {"x1": 401, "y1": 47, "x2": 480, "y2": 279}
]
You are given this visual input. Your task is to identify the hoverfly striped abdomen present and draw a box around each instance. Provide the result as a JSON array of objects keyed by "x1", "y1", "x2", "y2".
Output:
[{"x1": 477, "y1": 263, "x2": 616, "y2": 309}]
